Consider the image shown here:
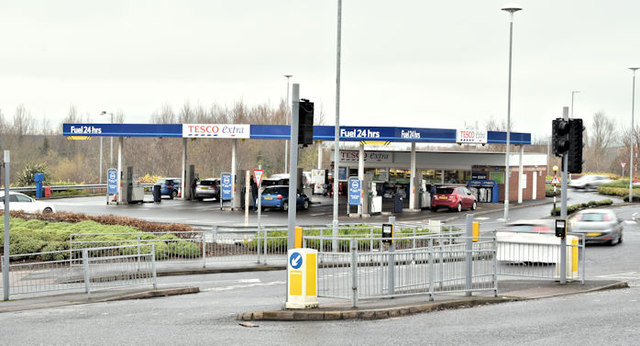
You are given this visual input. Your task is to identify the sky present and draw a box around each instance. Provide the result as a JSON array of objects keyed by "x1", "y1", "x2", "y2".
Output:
[{"x1": 1, "y1": 0, "x2": 640, "y2": 142}]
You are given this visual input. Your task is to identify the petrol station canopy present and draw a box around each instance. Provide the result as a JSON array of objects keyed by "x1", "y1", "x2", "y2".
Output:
[{"x1": 63, "y1": 123, "x2": 531, "y2": 145}]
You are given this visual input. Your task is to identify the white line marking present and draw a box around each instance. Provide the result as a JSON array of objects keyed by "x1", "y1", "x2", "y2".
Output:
[{"x1": 200, "y1": 281, "x2": 284, "y2": 292}]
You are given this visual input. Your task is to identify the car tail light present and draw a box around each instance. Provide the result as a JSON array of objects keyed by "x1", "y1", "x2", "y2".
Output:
[
  {"x1": 167, "y1": 185, "x2": 173, "y2": 189},
  {"x1": 603, "y1": 214, "x2": 611, "y2": 221},
  {"x1": 574, "y1": 214, "x2": 582, "y2": 221},
  {"x1": 277, "y1": 195, "x2": 283, "y2": 199}
]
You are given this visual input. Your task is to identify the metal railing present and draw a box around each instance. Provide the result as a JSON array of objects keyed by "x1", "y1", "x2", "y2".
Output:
[
  {"x1": 0, "y1": 244, "x2": 156, "y2": 299},
  {"x1": 9, "y1": 183, "x2": 153, "y2": 194},
  {"x1": 495, "y1": 231, "x2": 585, "y2": 283},
  {"x1": 315, "y1": 234, "x2": 498, "y2": 307}
]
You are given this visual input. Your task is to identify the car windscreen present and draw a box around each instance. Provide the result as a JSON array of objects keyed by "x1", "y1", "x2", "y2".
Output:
[
  {"x1": 263, "y1": 187, "x2": 288, "y2": 195},
  {"x1": 199, "y1": 180, "x2": 217, "y2": 186},
  {"x1": 435, "y1": 188, "x2": 454, "y2": 194}
]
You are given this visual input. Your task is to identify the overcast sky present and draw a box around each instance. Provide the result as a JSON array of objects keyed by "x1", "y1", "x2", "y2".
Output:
[{"x1": 1, "y1": 0, "x2": 639, "y2": 141}]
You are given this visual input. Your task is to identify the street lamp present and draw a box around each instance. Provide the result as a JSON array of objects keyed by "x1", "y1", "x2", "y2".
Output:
[
  {"x1": 571, "y1": 90, "x2": 580, "y2": 118},
  {"x1": 284, "y1": 74, "x2": 293, "y2": 173},
  {"x1": 100, "y1": 111, "x2": 114, "y2": 167},
  {"x1": 332, "y1": 0, "x2": 343, "y2": 247},
  {"x1": 501, "y1": 4, "x2": 522, "y2": 222},
  {"x1": 629, "y1": 68, "x2": 639, "y2": 203}
]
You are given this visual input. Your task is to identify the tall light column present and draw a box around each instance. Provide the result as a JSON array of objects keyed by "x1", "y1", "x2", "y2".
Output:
[
  {"x1": 332, "y1": 0, "x2": 343, "y2": 250},
  {"x1": 629, "y1": 68, "x2": 639, "y2": 203},
  {"x1": 571, "y1": 90, "x2": 580, "y2": 118},
  {"x1": 501, "y1": 5, "x2": 522, "y2": 223},
  {"x1": 284, "y1": 74, "x2": 293, "y2": 173}
]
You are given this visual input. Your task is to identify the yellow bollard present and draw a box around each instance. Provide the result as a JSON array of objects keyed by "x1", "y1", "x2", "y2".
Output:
[
  {"x1": 571, "y1": 238, "x2": 579, "y2": 277},
  {"x1": 472, "y1": 222, "x2": 479, "y2": 242},
  {"x1": 295, "y1": 227, "x2": 303, "y2": 249}
]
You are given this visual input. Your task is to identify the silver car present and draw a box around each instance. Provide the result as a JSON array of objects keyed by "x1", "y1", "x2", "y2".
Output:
[
  {"x1": 568, "y1": 175, "x2": 612, "y2": 189},
  {"x1": 568, "y1": 209, "x2": 623, "y2": 245}
]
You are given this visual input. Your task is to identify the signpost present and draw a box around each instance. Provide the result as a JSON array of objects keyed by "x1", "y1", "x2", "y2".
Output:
[
  {"x1": 220, "y1": 172, "x2": 232, "y2": 210},
  {"x1": 348, "y1": 177, "x2": 361, "y2": 216},
  {"x1": 621, "y1": 162, "x2": 627, "y2": 177}
]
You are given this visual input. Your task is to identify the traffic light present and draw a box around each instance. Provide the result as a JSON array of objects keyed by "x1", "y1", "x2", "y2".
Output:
[
  {"x1": 552, "y1": 118, "x2": 570, "y2": 157},
  {"x1": 568, "y1": 118, "x2": 584, "y2": 173},
  {"x1": 298, "y1": 99, "x2": 314, "y2": 146}
]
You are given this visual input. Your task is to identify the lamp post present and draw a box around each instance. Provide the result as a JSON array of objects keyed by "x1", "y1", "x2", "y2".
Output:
[
  {"x1": 332, "y1": 0, "x2": 343, "y2": 249},
  {"x1": 284, "y1": 74, "x2": 293, "y2": 173},
  {"x1": 501, "y1": 5, "x2": 522, "y2": 223},
  {"x1": 571, "y1": 90, "x2": 580, "y2": 118},
  {"x1": 101, "y1": 111, "x2": 114, "y2": 167},
  {"x1": 629, "y1": 68, "x2": 639, "y2": 203}
]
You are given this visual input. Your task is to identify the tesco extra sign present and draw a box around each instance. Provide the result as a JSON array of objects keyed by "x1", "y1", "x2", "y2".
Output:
[
  {"x1": 183, "y1": 124, "x2": 250, "y2": 138},
  {"x1": 456, "y1": 129, "x2": 487, "y2": 144}
]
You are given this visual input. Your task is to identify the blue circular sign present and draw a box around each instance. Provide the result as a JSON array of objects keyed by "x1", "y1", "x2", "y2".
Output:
[{"x1": 289, "y1": 252, "x2": 303, "y2": 269}]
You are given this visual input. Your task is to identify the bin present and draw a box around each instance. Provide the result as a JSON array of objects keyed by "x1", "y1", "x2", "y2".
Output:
[
  {"x1": 153, "y1": 184, "x2": 161, "y2": 203},
  {"x1": 44, "y1": 186, "x2": 52, "y2": 198},
  {"x1": 393, "y1": 194, "x2": 403, "y2": 213}
]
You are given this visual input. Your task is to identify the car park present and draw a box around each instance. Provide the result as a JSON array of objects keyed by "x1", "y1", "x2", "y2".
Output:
[
  {"x1": 0, "y1": 191, "x2": 56, "y2": 214},
  {"x1": 568, "y1": 175, "x2": 612, "y2": 189},
  {"x1": 154, "y1": 177, "x2": 182, "y2": 199},
  {"x1": 431, "y1": 186, "x2": 477, "y2": 212},
  {"x1": 259, "y1": 185, "x2": 310, "y2": 211},
  {"x1": 194, "y1": 178, "x2": 220, "y2": 200},
  {"x1": 568, "y1": 209, "x2": 623, "y2": 245}
]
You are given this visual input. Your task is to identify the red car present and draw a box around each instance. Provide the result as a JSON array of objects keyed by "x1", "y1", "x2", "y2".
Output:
[{"x1": 431, "y1": 186, "x2": 477, "y2": 212}]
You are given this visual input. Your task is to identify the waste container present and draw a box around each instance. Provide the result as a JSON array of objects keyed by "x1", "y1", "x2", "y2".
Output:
[
  {"x1": 44, "y1": 186, "x2": 51, "y2": 198},
  {"x1": 393, "y1": 194, "x2": 403, "y2": 213},
  {"x1": 153, "y1": 184, "x2": 161, "y2": 203}
]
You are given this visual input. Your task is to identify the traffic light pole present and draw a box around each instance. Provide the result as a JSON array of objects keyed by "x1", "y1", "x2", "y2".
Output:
[{"x1": 560, "y1": 106, "x2": 568, "y2": 284}]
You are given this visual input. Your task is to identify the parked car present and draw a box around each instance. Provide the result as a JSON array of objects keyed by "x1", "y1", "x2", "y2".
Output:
[
  {"x1": 0, "y1": 191, "x2": 56, "y2": 214},
  {"x1": 431, "y1": 186, "x2": 477, "y2": 212},
  {"x1": 259, "y1": 185, "x2": 310, "y2": 211},
  {"x1": 568, "y1": 209, "x2": 623, "y2": 245},
  {"x1": 154, "y1": 177, "x2": 182, "y2": 199},
  {"x1": 568, "y1": 175, "x2": 612, "y2": 189},
  {"x1": 194, "y1": 178, "x2": 220, "y2": 200}
]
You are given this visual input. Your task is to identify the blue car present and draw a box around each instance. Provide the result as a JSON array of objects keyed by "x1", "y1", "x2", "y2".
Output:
[
  {"x1": 155, "y1": 177, "x2": 182, "y2": 199},
  {"x1": 260, "y1": 185, "x2": 310, "y2": 211}
]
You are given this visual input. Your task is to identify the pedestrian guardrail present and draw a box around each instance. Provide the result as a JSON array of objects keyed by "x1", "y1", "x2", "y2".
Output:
[{"x1": 0, "y1": 244, "x2": 156, "y2": 299}]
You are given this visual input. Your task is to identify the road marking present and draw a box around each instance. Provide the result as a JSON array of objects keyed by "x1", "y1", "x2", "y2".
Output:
[
  {"x1": 200, "y1": 281, "x2": 284, "y2": 292},
  {"x1": 595, "y1": 271, "x2": 639, "y2": 280},
  {"x1": 475, "y1": 217, "x2": 490, "y2": 221}
]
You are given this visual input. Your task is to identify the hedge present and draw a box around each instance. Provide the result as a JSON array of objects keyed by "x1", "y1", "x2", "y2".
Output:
[{"x1": 550, "y1": 199, "x2": 614, "y2": 216}]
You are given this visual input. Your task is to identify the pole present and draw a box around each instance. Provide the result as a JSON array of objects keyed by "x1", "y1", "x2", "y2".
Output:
[
  {"x1": 245, "y1": 170, "x2": 250, "y2": 226},
  {"x1": 3, "y1": 151, "x2": 10, "y2": 300},
  {"x1": 503, "y1": 13, "x2": 516, "y2": 223},
  {"x1": 109, "y1": 113, "x2": 114, "y2": 167},
  {"x1": 284, "y1": 75, "x2": 292, "y2": 174},
  {"x1": 629, "y1": 68, "x2": 638, "y2": 203},
  {"x1": 287, "y1": 84, "x2": 300, "y2": 250},
  {"x1": 332, "y1": 0, "x2": 342, "y2": 251},
  {"x1": 99, "y1": 137, "x2": 103, "y2": 184},
  {"x1": 560, "y1": 107, "x2": 569, "y2": 284}
]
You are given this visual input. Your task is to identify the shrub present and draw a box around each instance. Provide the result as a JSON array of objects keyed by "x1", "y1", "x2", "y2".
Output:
[{"x1": 550, "y1": 199, "x2": 614, "y2": 216}]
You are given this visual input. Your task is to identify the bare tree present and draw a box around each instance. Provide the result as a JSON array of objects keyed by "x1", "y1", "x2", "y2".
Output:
[{"x1": 585, "y1": 112, "x2": 616, "y2": 172}]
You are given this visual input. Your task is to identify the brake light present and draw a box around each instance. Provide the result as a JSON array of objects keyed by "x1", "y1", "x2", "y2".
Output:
[
  {"x1": 167, "y1": 185, "x2": 173, "y2": 189},
  {"x1": 604, "y1": 214, "x2": 611, "y2": 221},
  {"x1": 574, "y1": 214, "x2": 582, "y2": 221},
  {"x1": 532, "y1": 227, "x2": 550, "y2": 232},
  {"x1": 276, "y1": 195, "x2": 284, "y2": 199}
]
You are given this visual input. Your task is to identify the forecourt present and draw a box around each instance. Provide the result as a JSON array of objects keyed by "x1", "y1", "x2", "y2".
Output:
[{"x1": 63, "y1": 123, "x2": 531, "y2": 213}]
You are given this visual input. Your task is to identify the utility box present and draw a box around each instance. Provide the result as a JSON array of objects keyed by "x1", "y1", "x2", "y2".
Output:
[
  {"x1": 393, "y1": 194, "x2": 403, "y2": 213},
  {"x1": 286, "y1": 248, "x2": 319, "y2": 309}
]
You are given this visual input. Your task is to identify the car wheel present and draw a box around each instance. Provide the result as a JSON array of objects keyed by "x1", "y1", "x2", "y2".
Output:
[
  {"x1": 283, "y1": 201, "x2": 289, "y2": 211},
  {"x1": 303, "y1": 200, "x2": 310, "y2": 210},
  {"x1": 431, "y1": 206, "x2": 437, "y2": 212},
  {"x1": 456, "y1": 203, "x2": 462, "y2": 212},
  {"x1": 43, "y1": 207, "x2": 53, "y2": 214},
  {"x1": 471, "y1": 201, "x2": 477, "y2": 210},
  {"x1": 170, "y1": 190, "x2": 177, "y2": 199}
]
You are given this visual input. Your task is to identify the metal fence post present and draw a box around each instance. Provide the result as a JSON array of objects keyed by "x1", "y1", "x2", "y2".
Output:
[
  {"x1": 428, "y1": 238, "x2": 434, "y2": 301},
  {"x1": 82, "y1": 249, "x2": 91, "y2": 295},
  {"x1": 493, "y1": 236, "x2": 498, "y2": 297},
  {"x1": 465, "y1": 214, "x2": 473, "y2": 297},
  {"x1": 257, "y1": 227, "x2": 262, "y2": 264},
  {"x1": 151, "y1": 244, "x2": 157, "y2": 290},
  {"x1": 388, "y1": 216, "x2": 396, "y2": 295},
  {"x1": 137, "y1": 234, "x2": 141, "y2": 268},
  {"x1": 202, "y1": 232, "x2": 206, "y2": 268},
  {"x1": 351, "y1": 239, "x2": 358, "y2": 307},
  {"x1": 263, "y1": 228, "x2": 268, "y2": 265}
]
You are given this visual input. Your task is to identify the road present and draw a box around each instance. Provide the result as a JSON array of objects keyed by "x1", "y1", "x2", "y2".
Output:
[{"x1": 0, "y1": 190, "x2": 637, "y2": 344}]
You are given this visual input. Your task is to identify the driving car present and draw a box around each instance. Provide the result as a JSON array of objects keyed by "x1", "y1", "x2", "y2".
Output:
[
  {"x1": 568, "y1": 209, "x2": 623, "y2": 245},
  {"x1": 259, "y1": 185, "x2": 310, "y2": 211},
  {"x1": 568, "y1": 175, "x2": 612, "y2": 189},
  {"x1": 154, "y1": 177, "x2": 182, "y2": 199},
  {"x1": 0, "y1": 191, "x2": 56, "y2": 214},
  {"x1": 194, "y1": 178, "x2": 220, "y2": 200},
  {"x1": 431, "y1": 186, "x2": 477, "y2": 212},
  {"x1": 495, "y1": 219, "x2": 576, "y2": 263}
]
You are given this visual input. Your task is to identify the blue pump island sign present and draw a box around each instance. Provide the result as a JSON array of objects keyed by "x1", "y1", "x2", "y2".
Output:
[
  {"x1": 221, "y1": 173, "x2": 232, "y2": 201},
  {"x1": 348, "y1": 177, "x2": 361, "y2": 206},
  {"x1": 107, "y1": 168, "x2": 118, "y2": 195}
]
